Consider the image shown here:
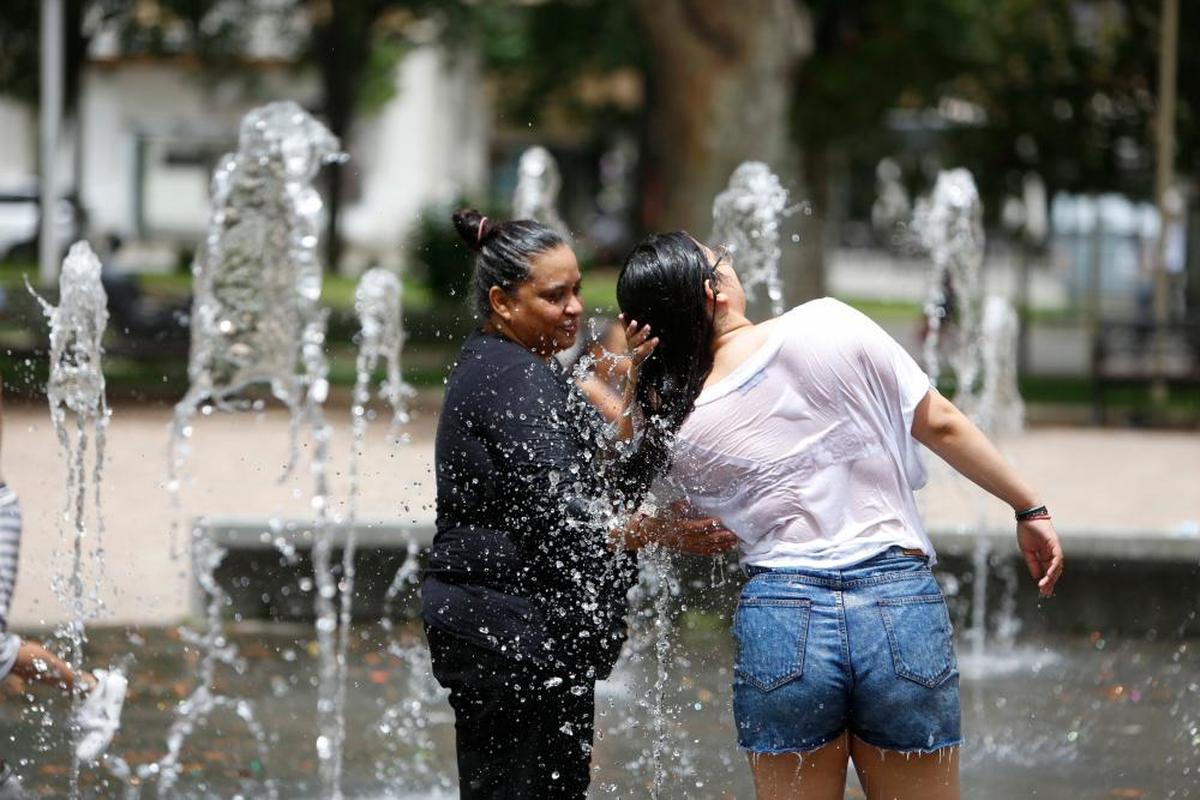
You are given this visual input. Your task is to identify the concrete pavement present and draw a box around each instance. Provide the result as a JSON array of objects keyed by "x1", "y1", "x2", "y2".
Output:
[{"x1": 4, "y1": 398, "x2": 1198, "y2": 628}]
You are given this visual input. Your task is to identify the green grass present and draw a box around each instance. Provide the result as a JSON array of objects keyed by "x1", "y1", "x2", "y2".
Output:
[
  {"x1": 8, "y1": 258, "x2": 618, "y2": 318},
  {"x1": 838, "y1": 295, "x2": 1082, "y2": 325},
  {"x1": 10, "y1": 258, "x2": 1194, "y2": 420},
  {"x1": 581, "y1": 267, "x2": 620, "y2": 312}
]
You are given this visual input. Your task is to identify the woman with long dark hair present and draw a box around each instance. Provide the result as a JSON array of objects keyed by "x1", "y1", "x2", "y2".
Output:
[
  {"x1": 421, "y1": 213, "x2": 734, "y2": 799},
  {"x1": 616, "y1": 232, "x2": 1064, "y2": 800}
]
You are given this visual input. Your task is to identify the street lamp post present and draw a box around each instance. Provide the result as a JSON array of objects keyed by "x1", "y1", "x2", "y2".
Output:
[
  {"x1": 1151, "y1": 0, "x2": 1179, "y2": 407},
  {"x1": 39, "y1": 0, "x2": 64, "y2": 286}
]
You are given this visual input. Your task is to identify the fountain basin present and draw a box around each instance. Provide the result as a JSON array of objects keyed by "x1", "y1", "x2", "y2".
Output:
[
  {"x1": 1, "y1": 622, "x2": 1196, "y2": 798},
  {"x1": 199, "y1": 518, "x2": 1200, "y2": 636}
]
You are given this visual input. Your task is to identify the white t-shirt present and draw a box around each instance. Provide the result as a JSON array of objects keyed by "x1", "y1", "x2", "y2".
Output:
[{"x1": 670, "y1": 298, "x2": 936, "y2": 569}]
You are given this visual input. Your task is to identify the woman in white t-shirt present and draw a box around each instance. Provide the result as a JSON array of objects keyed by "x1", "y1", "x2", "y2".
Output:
[{"x1": 616, "y1": 232, "x2": 1063, "y2": 800}]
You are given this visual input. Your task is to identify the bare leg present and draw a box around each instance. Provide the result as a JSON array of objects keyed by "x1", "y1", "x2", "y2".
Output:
[
  {"x1": 9, "y1": 640, "x2": 94, "y2": 694},
  {"x1": 748, "y1": 732, "x2": 850, "y2": 800},
  {"x1": 849, "y1": 736, "x2": 959, "y2": 800}
]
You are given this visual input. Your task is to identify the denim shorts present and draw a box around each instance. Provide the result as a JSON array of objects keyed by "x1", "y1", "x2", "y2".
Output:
[{"x1": 732, "y1": 547, "x2": 961, "y2": 754}]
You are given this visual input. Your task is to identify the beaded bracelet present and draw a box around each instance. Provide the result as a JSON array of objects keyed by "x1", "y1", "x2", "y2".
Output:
[{"x1": 1015, "y1": 504, "x2": 1050, "y2": 521}]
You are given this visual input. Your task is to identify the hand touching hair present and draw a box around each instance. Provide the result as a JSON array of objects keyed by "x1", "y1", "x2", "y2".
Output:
[{"x1": 616, "y1": 232, "x2": 720, "y2": 495}]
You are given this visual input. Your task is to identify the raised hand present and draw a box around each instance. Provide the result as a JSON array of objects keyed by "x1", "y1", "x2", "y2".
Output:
[{"x1": 618, "y1": 313, "x2": 659, "y2": 379}]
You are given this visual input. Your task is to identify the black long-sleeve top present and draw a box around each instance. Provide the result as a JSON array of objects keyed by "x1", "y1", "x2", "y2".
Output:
[{"x1": 421, "y1": 329, "x2": 638, "y2": 679}]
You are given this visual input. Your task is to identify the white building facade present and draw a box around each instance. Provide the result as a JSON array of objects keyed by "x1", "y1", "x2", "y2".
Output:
[{"x1": 0, "y1": 31, "x2": 489, "y2": 273}]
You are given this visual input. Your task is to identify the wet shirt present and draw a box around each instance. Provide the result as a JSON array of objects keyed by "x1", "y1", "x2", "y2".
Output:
[
  {"x1": 422, "y1": 329, "x2": 637, "y2": 678},
  {"x1": 671, "y1": 298, "x2": 935, "y2": 569}
]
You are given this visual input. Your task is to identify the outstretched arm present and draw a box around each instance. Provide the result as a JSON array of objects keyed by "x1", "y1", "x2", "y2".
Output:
[{"x1": 911, "y1": 389, "x2": 1064, "y2": 597}]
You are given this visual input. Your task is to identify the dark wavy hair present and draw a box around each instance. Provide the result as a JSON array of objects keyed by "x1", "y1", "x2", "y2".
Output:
[
  {"x1": 451, "y1": 208, "x2": 565, "y2": 317},
  {"x1": 616, "y1": 232, "x2": 720, "y2": 493}
]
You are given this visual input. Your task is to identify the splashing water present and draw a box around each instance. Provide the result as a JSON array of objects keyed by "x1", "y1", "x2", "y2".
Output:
[
  {"x1": 916, "y1": 169, "x2": 1032, "y2": 671},
  {"x1": 512, "y1": 145, "x2": 570, "y2": 238},
  {"x1": 154, "y1": 100, "x2": 342, "y2": 798},
  {"x1": 353, "y1": 268, "x2": 414, "y2": 433},
  {"x1": 915, "y1": 168, "x2": 985, "y2": 398},
  {"x1": 646, "y1": 547, "x2": 674, "y2": 798},
  {"x1": 28, "y1": 240, "x2": 111, "y2": 798},
  {"x1": 169, "y1": 99, "x2": 341, "y2": 478},
  {"x1": 329, "y1": 267, "x2": 416, "y2": 788},
  {"x1": 135, "y1": 528, "x2": 276, "y2": 798},
  {"x1": 375, "y1": 540, "x2": 451, "y2": 795},
  {"x1": 711, "y1": 162, "x2": 791, "y2": 319},
  {"x1": 977, "y1": 296, "x2": 1025, "y2": 440}
]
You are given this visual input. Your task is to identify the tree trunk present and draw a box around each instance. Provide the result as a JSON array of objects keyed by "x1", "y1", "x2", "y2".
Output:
[
  {"x1": 633, "y1": 0, "x2": 811, "y2": 238},
  {"x1": 312, "y1": 2, "x2": 374, "y2": 275},
  {"x1": 321, "y1": 68, "x2": 354, "y2": 275},
  {"x1": 795, "y1": 138, "x2": 829, "y2": 303}
]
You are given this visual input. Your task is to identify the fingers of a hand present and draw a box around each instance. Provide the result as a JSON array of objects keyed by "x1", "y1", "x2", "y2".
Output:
[
  {"x1": 715, "y1": 531, "x2": 738, "y2": 551},
  {"x1": 1039, "y1": 551, "x2": 1064, "y2": 595},
  {"x1": 624, "y1": 318, "x2": 643, "y2": 342},
  {"x1": 690, "y1": 532, "x2": 736, "y2": 555},
  {"x1": 668, "y1": 499, "x2": 691, "y2": 516},
  {"x1": 680, "y1": 517, "x2": 722, "y2": 533},
  {"x1": 1021, "y1": 547, "x2": 1044, "y2": 583},
  {"x1": 631, "y1": 338, "x2": 658, "y2": 366}
]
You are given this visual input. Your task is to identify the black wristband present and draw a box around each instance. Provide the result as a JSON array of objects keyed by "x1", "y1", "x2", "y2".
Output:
[{"x1": 1015, "y1": 504, "x2": 1049, "y2": 521}]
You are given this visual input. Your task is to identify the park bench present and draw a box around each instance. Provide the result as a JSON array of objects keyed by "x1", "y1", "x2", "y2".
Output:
[{"x1": 1090, "y1": 317, "x2": 1200, "y2": 423}]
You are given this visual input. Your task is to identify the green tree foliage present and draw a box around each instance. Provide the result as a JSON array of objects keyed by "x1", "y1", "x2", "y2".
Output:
[
  {"x1": 0, "y1": 0, "x2": 130, "y2": 112},
  {"x1": 478, "y1": 0, "x2": 647, "y2": 127}
]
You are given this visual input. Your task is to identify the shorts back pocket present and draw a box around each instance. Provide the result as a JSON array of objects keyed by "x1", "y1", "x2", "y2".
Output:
[
  {"x1": 877, "y1": 594, "x2": 956, "y2": 688},
  {"x1": 733, "y1": 598, "x2": 811, "y2": 692}
]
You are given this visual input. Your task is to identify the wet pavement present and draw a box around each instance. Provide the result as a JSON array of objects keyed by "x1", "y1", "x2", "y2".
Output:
[{"x1": 1, "y1": 619, "x2": 1197, "y2": 799}]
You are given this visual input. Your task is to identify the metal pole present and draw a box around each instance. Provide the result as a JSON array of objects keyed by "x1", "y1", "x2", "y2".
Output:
[
  {"x1": 39, "y1": 0, "x2": 65, "y2": 286},
  {"x1": 1151, "y1": 0, "x2": 1179, "y2": 406}
]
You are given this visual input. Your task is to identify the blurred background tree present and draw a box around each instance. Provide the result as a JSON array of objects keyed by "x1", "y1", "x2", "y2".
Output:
[
  {"x1": 478, "y1": 0, "x2": 1196, "y2": 301},
  {"x1": 2, "y1": 0, "x2": 1194, "y2": 290}
]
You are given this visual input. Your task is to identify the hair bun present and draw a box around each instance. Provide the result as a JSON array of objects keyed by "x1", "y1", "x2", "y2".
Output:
[{"x1": 452, "y1": 208, "x2": 492, "y2": 251}]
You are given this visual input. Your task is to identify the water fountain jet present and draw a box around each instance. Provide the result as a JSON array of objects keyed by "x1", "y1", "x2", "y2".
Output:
[
  {"x1": 512, "y1": 146, "x2": 570, "y2": 238},
  {"x1": 154, "y1": 99, "x2": 342, "y2": 798},
  {"x1": 28, "y1": 240, "x2": 111, "y2": 798},
  {"x1": 711, "y1": 162, "x2": 791, "y2": 320}
]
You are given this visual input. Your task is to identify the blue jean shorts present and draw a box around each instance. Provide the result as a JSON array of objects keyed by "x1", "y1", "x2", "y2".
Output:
[{"x1": 732, "y1": 547, "x2": 961, "y2": 754}]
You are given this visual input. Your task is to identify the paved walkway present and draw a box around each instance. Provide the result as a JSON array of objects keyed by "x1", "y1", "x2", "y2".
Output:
[{"x1": 5, "y1": 397, "x2": 1198, "y2": 628}]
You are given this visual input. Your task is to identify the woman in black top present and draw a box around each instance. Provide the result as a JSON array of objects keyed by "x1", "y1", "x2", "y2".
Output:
[{"x1": 422, "y1": 210, "x2": 734, "y2": 799}]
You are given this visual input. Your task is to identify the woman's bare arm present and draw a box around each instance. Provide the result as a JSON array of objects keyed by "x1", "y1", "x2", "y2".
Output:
[
  {"x1": 911, "y1": 389, "x2": 1064, "y2": 596},
  {"x1": 611, "y1": 504, "x2": 738, "y2": 556},
  {"x1": 576, "y1": 375, "x2": 625, "y2": 426}
]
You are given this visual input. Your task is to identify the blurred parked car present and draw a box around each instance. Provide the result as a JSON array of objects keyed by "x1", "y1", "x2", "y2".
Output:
[{"x1": 0, "y1": 187, "x2": 83, "y2": 262}]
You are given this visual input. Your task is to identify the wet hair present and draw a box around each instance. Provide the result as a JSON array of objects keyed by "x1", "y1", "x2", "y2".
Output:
[
  {"x1": 452, "y1": 208, "x2": 565, "y2": 317},
  {"x1": 616, "y1": 231, "x2": 720, "y2": 492}
]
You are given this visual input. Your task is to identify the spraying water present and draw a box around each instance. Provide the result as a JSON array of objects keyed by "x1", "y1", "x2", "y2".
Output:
[
  {"x1": 154, "y1": 99, "x2": 342, "y2": 798},
  {"x1": 915, "y1": 168, "x2": 985, "y2": 398},
  {"x1": 646, "y1": 547, "x2": 675, "y2": 798},
  {"x1": 331, "y1": 267, "x2": 415, "y2": 788},
  {"x1": 711, "y1": 162, "x2": 790, "y2": 319},
  {"x1": 28, "y1": 240, "x2": 111, "y2": 798},
  {"x1": 915, "y1": 168, "x2": 1032, "y2": 671},
  {"x1": 915, "y1": 169, "x2": 994, "y2": 662},
  {"x1": 375, "y1": 539, "x2": 452, "y2": 795},
  {"x1": 978, "y1": 296, "x2": 1025, "y2": 440},
  {"x1": 512, "y1": 145, "x2": 570, "y2": 238}
]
